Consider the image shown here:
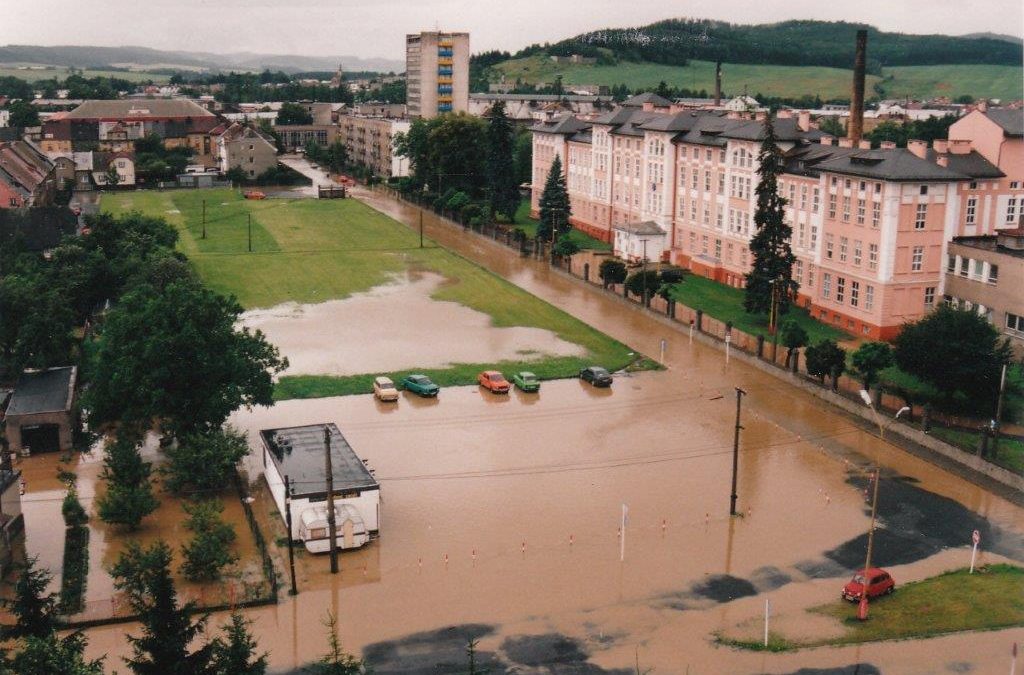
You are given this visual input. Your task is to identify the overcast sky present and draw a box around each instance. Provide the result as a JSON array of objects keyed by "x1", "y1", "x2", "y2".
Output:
[{"x1": 4, "y1": 0, "x2": 1023, "y2": 61}]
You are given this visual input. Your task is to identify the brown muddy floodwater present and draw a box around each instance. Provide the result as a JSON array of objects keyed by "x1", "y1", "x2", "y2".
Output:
[
  {"x1": 240, "y1": 271, "x2": 583, "y2": 376},
  {"x1": 73, "y1": 188, "x2": 1024, "y2": 674}
]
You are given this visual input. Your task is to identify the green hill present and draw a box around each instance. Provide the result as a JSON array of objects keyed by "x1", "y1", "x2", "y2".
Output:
[{"x1": 491, "y1": 56, "x2": 1023, "y2": 102}]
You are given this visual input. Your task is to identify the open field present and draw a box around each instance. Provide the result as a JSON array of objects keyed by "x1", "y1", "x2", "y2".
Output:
[
  {"x1": 492, "y1": 56, "x2": 1024, "y2": 102},
  {"x1": 0, "y1": 66, "x2": 169, "y2": 83},
  {"x1": 668, "y1": 274, "x2": 849, "y2": 344},
  {"x1": 101, "y1": 189, "x2": 646, "y2": 399}
]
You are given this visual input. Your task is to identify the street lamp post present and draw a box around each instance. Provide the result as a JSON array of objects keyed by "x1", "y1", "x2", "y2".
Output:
[{"x1": 640, "y1": 238, "x2": 649, "y2": 306}]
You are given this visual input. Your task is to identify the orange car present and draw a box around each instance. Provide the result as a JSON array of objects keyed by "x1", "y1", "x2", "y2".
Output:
[
  {"x1": 244, "y1": 190, "x2": 266, "y2": 200},
  {"x1": 478, "y1": 370, "x2": 510, "y2": 394}
]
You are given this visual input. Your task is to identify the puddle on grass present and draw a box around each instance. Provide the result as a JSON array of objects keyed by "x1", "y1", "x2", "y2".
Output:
[{"x1": 240, "y1": 271, "x2": 584, "y2": 376}]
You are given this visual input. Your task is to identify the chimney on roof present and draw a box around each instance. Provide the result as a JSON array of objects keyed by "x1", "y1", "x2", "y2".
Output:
[
  {"x1": 858, "y1": 139, "x2": 872, "y2": 150},
  {"x1": 714, "y1": 60, "x2": 722, "y2": 106},
  {"x1": 727, "y1": 111, "x2": 741, "y2": 119},
  {"x1": 821, "y1": 135, "x2": 834, "y2": 146},
  {"x1": 777, "y1": 109, "x2": 793, "y2": 119},
  {"x1": 798, "y1": 110, "x2": 811, "y2": 131},
  {"x1": 977, "y1": 100, "x2": 988, "y2": 112},
  {"x1": 936, "y1": 155, "x2": 949, "y2": 167},
  {"x1": 755, "y1": 111, "x2": 767, "y2": 121},
  {"x1": 949, "y1": 139, "x2": 972, "y2": 155},
  {"x1": 849, "y1": 29, "x2": 868, "y2": 143},
  {"x1": 908, "y1": 139, "x2": 928, "y2": 159},
  {"x1": 933, "y1": 138, "x2": 948, "y2": 154},
  {"x1": 880, "y1": 140, "x2": 897, "y2": 150},
  {"x1": 838, "y1": 137, "x2": 854, "y2": 148}
]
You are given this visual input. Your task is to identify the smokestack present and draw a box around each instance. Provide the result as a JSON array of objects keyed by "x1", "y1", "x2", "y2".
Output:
[
  {"x1": 714, "y1": 60, "x2": 722, "y2": 106},
  {"x1": 849, "y1": 29, "x2": 867, "y2": 143}
]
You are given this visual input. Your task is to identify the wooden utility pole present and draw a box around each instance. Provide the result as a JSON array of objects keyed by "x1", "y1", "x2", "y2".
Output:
[
  {"x1": 730, "y1": 387, "x2": 747, "y2": 516},
  {"x1": 247, "y1": 212, "x2": 253, "y2": 252},
  {"x1": 284, "y1": 475, "x2": 298, "y2": 595},
  {"x1": 323, "y1": 426, "x2": 339, "y2": 574},
  {"x1": 202, "y1": 199, "x2": 206, "y2": 239},
  {"x1": 419, "y1": 208, "x2": 424, "y2": 248}
]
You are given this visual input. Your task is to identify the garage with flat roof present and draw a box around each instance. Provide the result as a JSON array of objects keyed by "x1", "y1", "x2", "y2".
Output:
[{"x1": 3, "y1": 366, "x2": 77, "y2": 454}]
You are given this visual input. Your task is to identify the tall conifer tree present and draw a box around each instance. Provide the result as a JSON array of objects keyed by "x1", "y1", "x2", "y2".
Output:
[
  {"x1": 538, "y1": 154, "x2": 571, "y2": 242},
  {"x1": 744, "y1": 116, "x2": 798, "y2": 320},
  {"x1": 485, "y1": 101, "x2": 521, "y2": 221}
]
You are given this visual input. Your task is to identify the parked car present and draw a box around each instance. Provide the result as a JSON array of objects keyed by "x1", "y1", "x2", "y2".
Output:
[
  {"x1": 512, "y1": 371, "x2": 541, "y2": 393},
  {"x1": 402, "y1": 374, "x2": 439, "y2": 397},
  {"x1": 244, "y1": 190, "x2": 266, "y2": 200},
  {"x1": 478, "y1": 370, "x2": 510, "y2": 394},
  {"x1": 580, "y1": 366, "x2": 613, "y2": 387},
  {"x1": 842, "y1": 568, "x2": 895, "y2": 601},
  {"x1": 373, "y1": 376, "x2": 399, "y2": 402}
]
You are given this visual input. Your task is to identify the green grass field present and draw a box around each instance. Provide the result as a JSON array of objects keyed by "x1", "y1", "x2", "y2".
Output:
[
  {"x1": 720, "y1": 565, "x2": 1024, "y2": 651},
  {"x1": 668, "y1": 275, "x2": 848, "y2": 344},
  {"x1": 493, "y1": 56, "x2": 1023, "y2": 102},
  {"x1": 929, "y1": 426, "x2": 1024, "y2": 475},
  {"x1": 101, "y1": 189, "x2": 649, "y2": 399},
  {"x1": 0, "y1": 66, "x2": 168, "y2": 83},
  {"x1": 513, "y1": 200, "x2": 611, "y2": 251}
]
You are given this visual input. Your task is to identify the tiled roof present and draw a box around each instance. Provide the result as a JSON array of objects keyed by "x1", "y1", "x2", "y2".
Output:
[
  {"x1": 926, "y1": 149, "x2": 1004, "y2": 179},
  {"x1": 812, "y1": 148, "x2": 970, "y2": 182},
  {"x1": 65, "y1": 99, "x2": 216, "y2": 119},
  {"x1": 984, "y1": 108, "x2": 1024, "y2": 137},
  {"x1": 530, "y1": 115, "x2": 590, "y2": 135},
  {"x1": 622, "y1": 92, "x2": 672, "y2": 108},
  {"x1": 5, "y1": 367, "x2": 76, "y2": 416}
]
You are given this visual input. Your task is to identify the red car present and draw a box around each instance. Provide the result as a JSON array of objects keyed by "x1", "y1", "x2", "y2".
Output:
[
  {"x1": 477, "y1": 370, "x2": 510, "y2": 394},
  {"x1": 842, "y1": 567, "x2": 895, "y2": 601}
]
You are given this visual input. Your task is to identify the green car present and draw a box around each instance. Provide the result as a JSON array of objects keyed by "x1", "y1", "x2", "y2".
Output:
[
  {"x1": 402, "y1": 373, "x2": 439, "y2": 397},
  {"x1": 512, "y1": 371, "x2": 540, "y2": 393}
]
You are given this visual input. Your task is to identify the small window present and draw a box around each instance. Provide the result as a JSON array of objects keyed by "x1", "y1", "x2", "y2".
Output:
[{"x1": 920, "y1": 185, "x2": 928, "y2": 195}]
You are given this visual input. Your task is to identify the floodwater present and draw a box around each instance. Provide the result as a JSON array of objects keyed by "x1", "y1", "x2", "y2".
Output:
[
  {"x1": 240, "y1": 271, "x2": 583, "y2": 376},
  {"x1": 75, "y1": 187, "x2": 1024, "y2": 674}
]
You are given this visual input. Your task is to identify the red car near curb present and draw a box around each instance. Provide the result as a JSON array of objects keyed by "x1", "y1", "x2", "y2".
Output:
[
  {"x1": 842, "y1": 567, "x2": 895, "y2": 601},
  {"x1": 478, "y1": 370, "x2": 510, "y2": 394}
]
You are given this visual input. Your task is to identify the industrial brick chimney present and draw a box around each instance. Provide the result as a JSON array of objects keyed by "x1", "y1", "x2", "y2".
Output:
[
  {"x1": 714, "y1": 61, "x2": 722, "y2": 106},
  {"x1": 849, "y1": 29, "x2": 868, "y2": 143}
]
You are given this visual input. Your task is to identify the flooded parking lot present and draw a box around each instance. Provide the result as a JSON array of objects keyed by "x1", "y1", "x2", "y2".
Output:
[
  {"x1": 72, "y1": 189, "x2": 1024, "y2": 673},
  {"x1": 241, "y1": 271, "x2": 583, "y2": 376}
]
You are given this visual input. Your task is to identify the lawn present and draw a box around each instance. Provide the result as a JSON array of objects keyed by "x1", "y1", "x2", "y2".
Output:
[
  {"x1": 492, "y1": 56, "x2": 1023, "y2": 102},
  {"x1": 720, "y1": 565, "x2": 1024, "y2": 651},
  {"x1": 811, "y1": 565, "x2": 1024, "y2": 645},
  {"x1": 101, "y1": 189, "x2": 648, "y2": 399},
  {"x1": 930, "y1": 426, "x2": 1024, "y2": 475},
  {"x1": 513, "y1": 200, "x2": 611, "y2": 251},
  {"x1": 667, "y1": 274, "x2": 849, "y2": 344}
]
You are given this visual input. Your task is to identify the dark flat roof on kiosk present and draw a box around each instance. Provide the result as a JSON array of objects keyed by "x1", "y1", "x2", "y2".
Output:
[{"x1": 259, "y1": 423, "x2": 379, "y2": 498}]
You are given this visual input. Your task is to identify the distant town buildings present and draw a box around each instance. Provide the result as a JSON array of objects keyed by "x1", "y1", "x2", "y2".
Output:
[
  {"x1": 530, "y1": 94, "x2": 1024, "y2": 340},
  {"x1": 468, "y1": 93, "x2": 614, "y2": 124},
  {"x1": 406, "y1": 31, "x2": 470, "y2": 119}
]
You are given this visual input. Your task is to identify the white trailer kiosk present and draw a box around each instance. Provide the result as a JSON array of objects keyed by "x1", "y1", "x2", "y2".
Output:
[{"x1": 260, "y1": 423, "x2": 380, "y2": 553}]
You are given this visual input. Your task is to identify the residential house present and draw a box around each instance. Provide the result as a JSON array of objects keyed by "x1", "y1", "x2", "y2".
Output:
[
  {"x1": 210, "y1": 122, "x2": 278, "y2": 179},
  {"x1": 92, "y1": 152, "x2": 136, "y2": 187},
  {"x1": 0, "y1": 141, "x2": 58, "y2": 208}
]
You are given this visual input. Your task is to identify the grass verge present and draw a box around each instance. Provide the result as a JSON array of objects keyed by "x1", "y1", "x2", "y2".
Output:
[
  {"x1": 668, "y1": 274, "x2": 849, "y2": 344},
  {"x1": 929, "y1": 427, "x2": 1024, "y2": 475},
  {"x1": 512, "y1": 200, "x2": 611, "y2": 251},
  {"x1": 59, "y1": 525, "x2": 89, "y2": 615},
  {"x1": 719, "y1": 565, "x2": 1024, "y2": 652},
  {"x1": 275, "y1": 354, "x2": 659, "y2": 400}
]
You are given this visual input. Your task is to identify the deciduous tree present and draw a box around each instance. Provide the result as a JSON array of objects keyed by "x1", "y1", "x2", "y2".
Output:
[
  {"x1": 598, "y1": 258, "x2": 627, "y2": 288},
  {"x1": 164, "y1": 427, "x2": 250, "y2": 494},
  {"x1": 780, "y1": 320, "x2": 809, "y2": 370},
  {"x1": 894, "y1": 304, "x2": 1012, "y2": 414},
  {"x1": 805, "y1": 339, "x2": 846, "y2": 391},
  {"x1": 851, "y1": 341, "x2": 894, "y2": 394}
]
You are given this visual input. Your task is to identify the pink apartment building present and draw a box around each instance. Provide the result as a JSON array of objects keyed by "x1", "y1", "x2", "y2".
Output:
[{"x1": 531, "y1": 98, "x2": 1023, "y2": 340}]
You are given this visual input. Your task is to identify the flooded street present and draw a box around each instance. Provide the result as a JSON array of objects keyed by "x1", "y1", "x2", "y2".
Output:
[
  {"x1": 241, "y1": 270, "x2": 583, "y2": 376},
  {"x1": 77, "y1": 188, "x2": 1024, "y2": 674}
]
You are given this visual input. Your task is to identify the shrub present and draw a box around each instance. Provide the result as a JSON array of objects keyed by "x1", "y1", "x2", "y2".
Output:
[
  {"x1": 598, "y1": 258, "x2": 627, "y2": 286},
  {"x1": 625, "y1": 270, "x2": 661, "y2": 299},
  {"x1": 180, "y1": 500, "x2": 238, "y2": 582},
  {"x1": 62, "y1": 487, "x2": 89, "y2": 528},
  {"x1": 659, "y1": 266, "x2": 688, "y2": 285}
]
